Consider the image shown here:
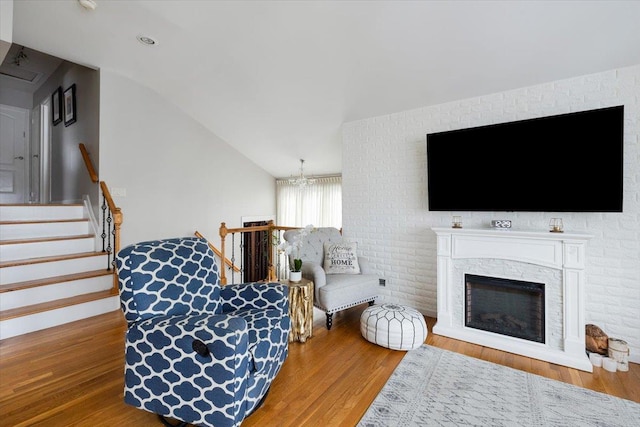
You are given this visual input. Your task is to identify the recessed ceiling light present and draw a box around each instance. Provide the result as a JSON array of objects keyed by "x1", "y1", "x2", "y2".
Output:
[
  {"x1": 78, "y1": 0, "x2": 97, "y2": 10},
  {"x1": 136, "y1": 35, "x2": 158, "y2": 46}
]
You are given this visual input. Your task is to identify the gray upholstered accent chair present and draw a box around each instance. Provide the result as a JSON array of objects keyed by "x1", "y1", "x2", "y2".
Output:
[{"x1": 283, "y1": 227, "x2": 378, "y2": 329}]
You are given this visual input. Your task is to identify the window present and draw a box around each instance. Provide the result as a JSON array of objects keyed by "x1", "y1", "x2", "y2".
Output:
[{"x1": 276, "y1": 176, "x2": 342, "y2": 228}]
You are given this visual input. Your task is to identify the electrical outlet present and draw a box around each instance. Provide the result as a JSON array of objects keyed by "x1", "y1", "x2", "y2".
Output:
[
  {"x1": 379, "y1": 278, "x2": 386, "y2": 286},
  {"x1": 111, "y1": 187, "x2": 127, "y2": 197}
]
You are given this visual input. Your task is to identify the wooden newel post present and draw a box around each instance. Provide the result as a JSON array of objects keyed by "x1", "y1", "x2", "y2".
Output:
[
  {"x1": 219, "y1": 222, "x2": 228, "y2": 285},
  {"x1": 113, "y1": 208, "x2": 123, "y2": 254}
]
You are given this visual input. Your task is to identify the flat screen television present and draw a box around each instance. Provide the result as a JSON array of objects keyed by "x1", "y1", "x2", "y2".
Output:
[{"x1": 426, "y1": 105, "x2": 624, "y2": 212}]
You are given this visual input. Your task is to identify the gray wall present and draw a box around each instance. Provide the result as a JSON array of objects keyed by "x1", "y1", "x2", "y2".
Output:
[
  {"x1": 0, "y1": 85, "x2": 32, "y2": 110},
  {"x1": 34, "y1": 62, "x2": 100, "y2": 207}
]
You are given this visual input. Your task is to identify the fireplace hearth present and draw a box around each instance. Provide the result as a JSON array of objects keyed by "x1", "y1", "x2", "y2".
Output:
[
  {"x1": 431, "y1": 227, "x2": 593, "y2": 372},
  {"x1": 465, "y1": 274, "x2": 545, "y2": 343}
]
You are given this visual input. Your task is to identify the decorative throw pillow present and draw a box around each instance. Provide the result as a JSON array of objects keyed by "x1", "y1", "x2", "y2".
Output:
[{"x1": 323, "y1": 241, "x2": 360, "y2": 274}]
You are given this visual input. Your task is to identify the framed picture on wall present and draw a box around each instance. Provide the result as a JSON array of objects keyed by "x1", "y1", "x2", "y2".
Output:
[
  {"x1": 63, "y1": 84, "x2": 77, "y2": 126},
  {"x1": 52, "y1": 86, "x2": 62, "y2": 125}
]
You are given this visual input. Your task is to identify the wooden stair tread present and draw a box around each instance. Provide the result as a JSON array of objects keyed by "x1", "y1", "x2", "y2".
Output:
[
  {"x1": 0, "y1": 269, "x2": 114, "y2": 293},
  {"x1": 0, "y1": 289, "x2": 119, "y2": 321},
  {"x1": 0, "y1": 218, "x2": 88, "y2": 225},
  {"x1": 0, "y1": 203, "x2": 121, "y2": 336},
  {"x1": 0, "y1": 251, "x2": 107, "y2": 268},
  {"x1": 0, "y1": 234, "x2": 95, "y2": 246}
]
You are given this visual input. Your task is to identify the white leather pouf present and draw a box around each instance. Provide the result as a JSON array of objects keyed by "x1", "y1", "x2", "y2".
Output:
[{"x1": 360, "y1": 303, "x2": 428, "y2": 351}]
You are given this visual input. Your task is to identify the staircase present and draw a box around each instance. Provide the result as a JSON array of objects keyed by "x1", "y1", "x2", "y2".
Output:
[{"x1": 0, "y1": 204, "x2": 120, "y2": 340}]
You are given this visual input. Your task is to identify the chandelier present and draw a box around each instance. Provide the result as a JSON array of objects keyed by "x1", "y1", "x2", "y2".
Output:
[{"x1": 288, "y1": 159, "x2": 316, "y2": 188}]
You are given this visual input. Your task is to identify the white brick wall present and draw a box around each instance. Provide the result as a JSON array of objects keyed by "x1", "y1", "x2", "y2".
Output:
[{"x1": 343, "y1": 64, "x2": 640, "y2": 363}]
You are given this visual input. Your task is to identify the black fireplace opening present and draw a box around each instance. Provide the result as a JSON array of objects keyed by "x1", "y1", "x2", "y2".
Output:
[{"x1": 465, "y1": 274, "x2": 545, "y2": 344}]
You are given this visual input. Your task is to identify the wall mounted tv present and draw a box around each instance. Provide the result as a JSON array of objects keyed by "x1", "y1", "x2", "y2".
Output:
[{"x1": 426, "y1": 105, "x2": 623, "y2": 212}]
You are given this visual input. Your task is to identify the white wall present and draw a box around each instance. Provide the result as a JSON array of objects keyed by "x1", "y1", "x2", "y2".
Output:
[
  {"x1": 343, "y1": 64, "x2": 640, "y2": 362},
  {"x1": 99, "y1": 70, "x2": 276, "y2": 249},
  {"x1": 0, "y1": 0, "x2": 12, "y2": 63}
]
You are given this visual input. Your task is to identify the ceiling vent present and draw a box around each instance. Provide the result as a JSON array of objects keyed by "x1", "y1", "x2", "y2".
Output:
[{"x1": 0, "y1": 45, "x2": 62, "y2": 87}]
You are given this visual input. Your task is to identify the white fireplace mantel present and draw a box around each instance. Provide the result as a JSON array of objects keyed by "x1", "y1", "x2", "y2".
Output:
[{"x1": 431, "y1": 227, "x2": 593, "y2": 372}]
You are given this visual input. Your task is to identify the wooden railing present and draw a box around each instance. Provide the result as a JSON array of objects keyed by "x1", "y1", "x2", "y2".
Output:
[
  {"x1": 194, "y1": 231, "x2": 240, "y2": 273},
  {"x1": 79, "y1": 143, "x2": 98, "y2": 183},
  {"x1": 219, "y1": 221, "x2": 298, "y2": 285},
  {"x1": 79, "y1": 143, "x2": 123, "y2": 293}
]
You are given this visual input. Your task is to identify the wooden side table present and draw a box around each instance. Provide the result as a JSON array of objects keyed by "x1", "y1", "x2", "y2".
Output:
[{"x1": 283, "y1": 278, "x2": 314, "y2": 343}]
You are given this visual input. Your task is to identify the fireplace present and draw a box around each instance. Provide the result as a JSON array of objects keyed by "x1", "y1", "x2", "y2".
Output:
[
  {"x1": 431, "y1": 227, "x2": 593, "y2": 372},
  {"x1": 465, "y1": 274, "x2": 545, "y2": 344}
]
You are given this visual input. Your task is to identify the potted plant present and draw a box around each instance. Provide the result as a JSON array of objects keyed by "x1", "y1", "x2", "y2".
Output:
[{"x1": 278, "y1": 224, "x2": 313, "y2": 283}]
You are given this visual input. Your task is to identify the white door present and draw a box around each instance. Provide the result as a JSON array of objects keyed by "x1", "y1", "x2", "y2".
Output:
[
  {"x1": 30, "y1": 104, "x2": 41, "y2": 203},
  {"x1": 0, "y1": 105, "x2": 29, "y2": 203},
  {"x1": 33, "y1": 97, "x2": 51, "y2": 204}
]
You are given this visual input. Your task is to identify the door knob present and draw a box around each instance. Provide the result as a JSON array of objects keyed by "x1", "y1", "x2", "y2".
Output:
[
  {"x1": 33, "y1": 154, "x2": 39, "y2": 158},
  {"x1": 14, "y1": 156, "x2": 24, "y2": 160}
]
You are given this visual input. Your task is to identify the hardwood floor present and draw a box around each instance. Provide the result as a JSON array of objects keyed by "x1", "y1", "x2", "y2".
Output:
[{"x1": 1, "y1": 306, "x2": 638, "y2": 426}]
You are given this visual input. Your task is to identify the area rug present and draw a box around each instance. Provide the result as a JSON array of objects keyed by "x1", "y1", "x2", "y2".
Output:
[{"x1": 358, "y1": 345, "x2": 640, "y2": 426}]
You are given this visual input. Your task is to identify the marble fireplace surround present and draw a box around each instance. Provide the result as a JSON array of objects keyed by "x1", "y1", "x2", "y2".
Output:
[{"x1": 431, "y1": 227, "x2": 593, "y2": 372}]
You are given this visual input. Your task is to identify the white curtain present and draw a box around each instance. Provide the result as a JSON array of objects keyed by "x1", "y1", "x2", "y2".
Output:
[{"x1": 276, "y1": 176, "x2": 342, "y2": 228}]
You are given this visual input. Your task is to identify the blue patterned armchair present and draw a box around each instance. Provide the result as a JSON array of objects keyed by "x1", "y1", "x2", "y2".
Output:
[{"x1": 116, "y1": 237, "x2": 290, "y2": 427}]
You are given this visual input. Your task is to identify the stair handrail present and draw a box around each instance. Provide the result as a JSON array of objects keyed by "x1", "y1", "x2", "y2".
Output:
[
  {"x1": 194, "y1": 231, "x2": 240, "y2": 273},
  {"x1": 77, "y1": 143, "x2": 123, "y2": 293},
  {"x1": 79, "y1": 143, "x2": 98, "y2": 183},
  {"x1": 219, "y1": 221, "x2": 298, "y2": 285}
]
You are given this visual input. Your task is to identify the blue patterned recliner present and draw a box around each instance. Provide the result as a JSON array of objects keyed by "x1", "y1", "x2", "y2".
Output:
[{"x1": 116, "y1": 237, "x2": 290, "y2": 427}]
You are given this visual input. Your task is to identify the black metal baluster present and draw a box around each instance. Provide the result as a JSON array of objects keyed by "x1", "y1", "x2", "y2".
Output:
[
  {"x1": 231, "y1": 233, "x2": 236, "y2": 284},
  {"x1": 105, "y1": 209, "x2": 113, "y2": 271},
  {"x1": 240, "y1": 233, "x2": 245, "y2": 283},
  {"x1": 101, "y1": 194, "x2": 107, "y2": 252},
  {"x1": 112, "y1": 223, "x2": 117, "y2": 271},
  {"x1": 262, "y1": 230, "x2": 268, "y2": 281}
]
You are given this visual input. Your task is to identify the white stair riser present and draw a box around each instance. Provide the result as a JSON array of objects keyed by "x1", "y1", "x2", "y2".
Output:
[
  {"x1": 1, "y1": 255, "x2": 110, "y2": 284},
  {"x1": 1, "y1": 275, "x2": 114, "y2": 310},
  {"x1": 0, "y1": 238, "x2": 96, "y2": 261},
  {"x1": 0, "y1": 221, "x2": 90, "y2": 240},
  {"x1": 0, "y1": 205, "x2": 85, "y2": 221},
  {"x1": 0, "y1": 296, "x2": 120, "y2": 340}
]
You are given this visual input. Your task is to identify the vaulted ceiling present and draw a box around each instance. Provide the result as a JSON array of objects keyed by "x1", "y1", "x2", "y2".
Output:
[{"x1": 11, "y1": 1, "x2": 640, "y2": 177}]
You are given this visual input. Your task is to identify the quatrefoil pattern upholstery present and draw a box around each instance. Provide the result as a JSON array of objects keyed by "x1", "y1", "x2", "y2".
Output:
[{"x1": 116, "y1": 237, "x2": 290, "y2": 427}]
